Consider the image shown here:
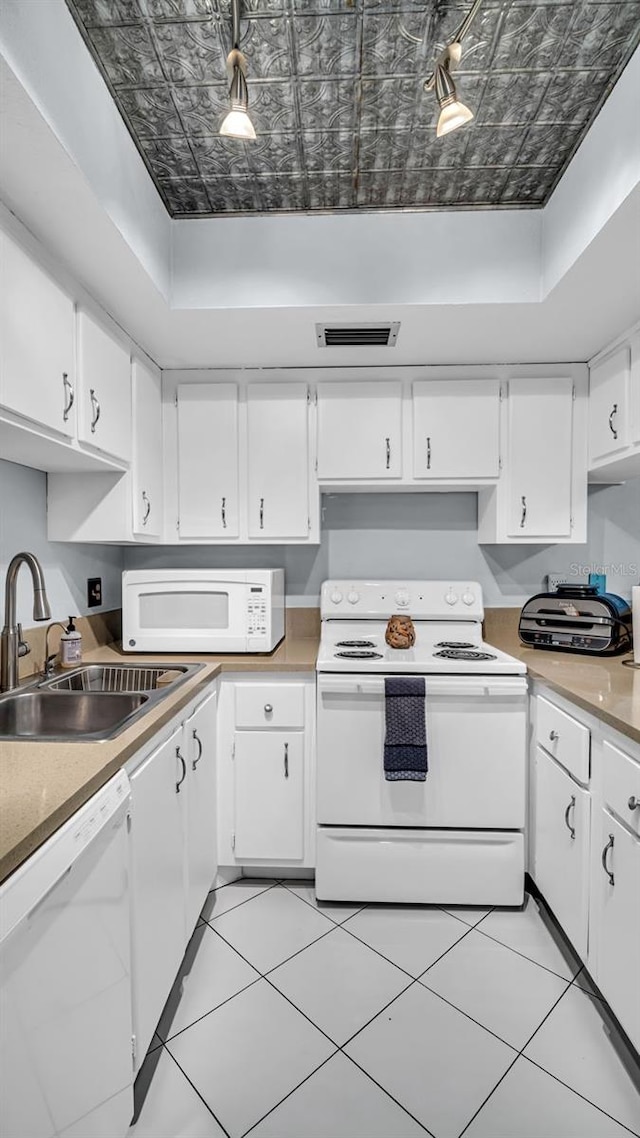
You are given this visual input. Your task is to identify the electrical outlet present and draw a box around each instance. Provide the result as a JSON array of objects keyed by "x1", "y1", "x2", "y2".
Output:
[
  {"x1": 87, "y1": 577, "x2": 102, "y2": 608},
  {"x1": 547, "y1": 572, "x2": 588, "y2": 593}
]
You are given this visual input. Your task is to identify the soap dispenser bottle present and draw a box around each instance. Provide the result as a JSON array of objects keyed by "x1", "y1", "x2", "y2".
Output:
[{"x1": 60, "y1": 616, "x2": 82, "y2": 668}]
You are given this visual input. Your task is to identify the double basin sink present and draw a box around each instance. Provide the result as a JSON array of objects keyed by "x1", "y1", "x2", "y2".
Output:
[{"x1": 0, "y1": 663, "x2": 202, "y2": 742}]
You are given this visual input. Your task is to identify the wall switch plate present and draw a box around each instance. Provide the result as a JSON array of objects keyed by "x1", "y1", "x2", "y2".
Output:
[{"x1": 87, "y1": 577, "x2": 102, "y2": 608}]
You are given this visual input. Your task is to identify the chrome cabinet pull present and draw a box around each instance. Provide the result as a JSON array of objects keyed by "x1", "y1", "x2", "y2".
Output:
[
  {"x1": 601, "y1": 834, "x2": 615, "y2": 886},
  {"x1": 221, "y1": 497, "x2": 227, "y2": 529},
  {"x1": 628, "y1": 796, "x2": 640, "y2": 811},
  {"x1": 385, "y1": 437, "x2": 391, "y2": 469},
  {"x1": 264, "y1": 703, "x2": 273, "y2": 714},
  {"x1": 62, "y1": 372, "x2": 74, "y2": 422},
  {"x1": 142, "y1": 490, "x2": 151, "y2": 525},
  {"x1": 564, "y1": 795, "x2": 576, "y2": 840},
  {"x1": 520, "y1": 496, "x2": 527, "y2": 528},
  {"x1": 259, "y1": 497, "x2": 264, "y2": 529},
  {"x1": 192, "y1": 729, "x2": 203, "y2": 770},
  {"x1": 426, "y1": 437, "x2": 431, "y2": 470},
  {"x1": 608, "y1": 403, "x2": 618, "y2": 439},
  {"x1": 549, "y1": 730, "x2": 559, "y2": 742},
  {"x1": 176, "y1": 747, "x2": 187, "y2": 793},
  {"x1": 284, "y1": 741, "x2": 289, "y2": 779},
  {"x1": 90, "y1": 388, "x2": 101, "y2": 433}
]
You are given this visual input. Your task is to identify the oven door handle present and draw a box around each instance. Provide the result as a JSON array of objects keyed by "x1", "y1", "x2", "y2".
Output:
[{"x1": 318, "y1": 677, "x2": 527, "y2": 697}]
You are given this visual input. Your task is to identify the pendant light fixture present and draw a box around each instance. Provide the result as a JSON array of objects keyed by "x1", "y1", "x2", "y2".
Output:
[
  {"x1": 424, "y1": 0, "x2": 482, "y2": 138},
  {"x1": 220, "y1": 0, "x2": 256, "y2": 141}
]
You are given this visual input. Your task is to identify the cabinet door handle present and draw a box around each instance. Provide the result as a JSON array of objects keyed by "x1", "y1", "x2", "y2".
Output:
[
  {"x1": 520, "y1": 495, "x2": 527, "y2": 528},
  {"x1": 62, "y1": 372, "x2": 74, "y2": 422},
  {"x1": 90, "y1": 388, "x2": 101, "y2": 433},
  {"x1": 426, "y1": 437, "x2": 431, "y2": 470},
  {"x1": 221, "y1": 497, "x2": 227, "y2": 529},
  {"x1": 601, "y1": 834, "x2": 614, "y2": 886},
  {"x1": 385, "y1": 437, "x2": 391, "y2": 469},
  {"x1": 549, "y1": 730, "x2": 559, "y2": 742},
  {"x1": 563, "y1": 795, "x2": 576, "y2": 840},
  {"x1": 283, "y1": 741, "x2": 289, "y2": 779},
  {"x1": 608, "y1": 403, "x2": 618, "y2": 439},
  {"x1": 628, "y1": 796, "x2": 640, "y2": 811},
  {"x1": 176, "y1": 747, "x2": 187, "y2": 793},
  {"x1": 259, "y1": 497, "x2": 264, "y2": 530},
  {"x1": 192, "y1": 729, "x2": 203, "y2": 770},
  {"x1": 142, "y1": 490, "x2": 151, "y2": 525}
]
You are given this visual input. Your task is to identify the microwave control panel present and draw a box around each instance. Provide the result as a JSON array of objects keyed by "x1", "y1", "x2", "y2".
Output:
[{"x1": 247, "y1": 587, "x2": 267, "y2": 635}]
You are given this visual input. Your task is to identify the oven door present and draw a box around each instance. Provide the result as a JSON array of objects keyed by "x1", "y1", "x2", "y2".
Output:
[
  {"x1": 317, "y1": 674, "x2": 527, "y2": 828},
  {"x1": 123, "y1": 576, "x2": 249, "y2": 652}
]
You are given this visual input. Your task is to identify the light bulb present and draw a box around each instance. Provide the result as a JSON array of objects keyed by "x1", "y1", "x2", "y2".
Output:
[
  {"x1": 436, "y1": 99, "x2": 474, "y2": 137},
  {"x1": 220, "y1": 107, "x2": 256, "y2": 140}
]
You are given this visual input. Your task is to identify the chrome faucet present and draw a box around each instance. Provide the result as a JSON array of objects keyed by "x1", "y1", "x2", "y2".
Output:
[{"x1": 1, "y1": 552, "x2": 52, "y2": 692}]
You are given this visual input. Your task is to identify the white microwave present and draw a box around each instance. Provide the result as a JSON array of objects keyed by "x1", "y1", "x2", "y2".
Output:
[{"x1": 122, "y1": 569, "x2": 285, "y2": 654}]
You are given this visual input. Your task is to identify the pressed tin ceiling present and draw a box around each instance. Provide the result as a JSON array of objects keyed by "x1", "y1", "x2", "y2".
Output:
[{"x1": 64, "y1": 0, "x2": 640, "y2": 217}]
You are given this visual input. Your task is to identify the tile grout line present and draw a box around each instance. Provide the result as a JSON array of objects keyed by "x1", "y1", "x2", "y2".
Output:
[
  {"x1": 473, "y1": 922, "x2": 581, "y2": 986},
  {"x1": 201, "y1": 879, "x2": 282, "y2": 923},
  {"x1": 161, "y1": 1045, "x2": 234, "y2": 1138}
]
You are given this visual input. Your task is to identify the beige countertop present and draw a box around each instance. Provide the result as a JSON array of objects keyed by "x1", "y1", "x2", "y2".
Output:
[{"x1": 0, "y1": 632, "x2": 319, "y2": 884}]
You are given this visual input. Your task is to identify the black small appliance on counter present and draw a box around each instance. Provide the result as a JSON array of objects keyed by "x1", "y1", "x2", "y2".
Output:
[{"x1": 518, "y1": 585, "x2": 633, "y2": 656}]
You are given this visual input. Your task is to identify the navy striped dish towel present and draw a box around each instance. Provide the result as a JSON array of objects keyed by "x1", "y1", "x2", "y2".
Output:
[{"x1": 384, "y1": 676, "x2": 428, "y2": 782}]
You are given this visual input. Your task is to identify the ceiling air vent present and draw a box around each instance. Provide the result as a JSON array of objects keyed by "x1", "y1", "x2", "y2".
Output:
[{"x1": 315, "y1": 322, "x2": 400, "y2": 348}]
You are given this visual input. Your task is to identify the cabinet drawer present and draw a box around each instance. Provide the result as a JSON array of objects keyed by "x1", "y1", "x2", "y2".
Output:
[
  {"x1": 602, "y1": 741, "x2": 640, "y2": 836},
  {"x1": 235, "y1": 683, "x2": 305, "y2": 729},
  {"x1": 536, "y1": 696, "x2": 590, "y2": 783}
]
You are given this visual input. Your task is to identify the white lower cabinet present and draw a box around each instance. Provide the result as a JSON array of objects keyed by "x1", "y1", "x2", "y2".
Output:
[
  {"x1": 127, "y1": 682, "x2": 217, "y2": 1067},
  {"x1": 218, "y1": 675, "x2": 316, "y2": 870},
  {"x1": 532, "y1": 745, "x2": 590, "y2": 959}
]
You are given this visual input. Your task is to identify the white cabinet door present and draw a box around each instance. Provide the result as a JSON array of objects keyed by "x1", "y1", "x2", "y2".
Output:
[
  {"x1": 132, "y1": 358, "x2": 163, "y2": 538},
  {"x1": 184, "y1": 689, "x2": 218, "y2": 934},
  {"x1": 317, "y1": 381, "x2": 402, "y2": 479},
  {"x1": 591, "y1": 809, "x2": 640, "y2": 1051},
  {"x1": 413, "y1": 380, "x2": 500, "y2": 479},
  {"x1": 247, "y1": 383, "x2": 310, "y2": 539},
  {"x1": 630, "y1": 333, "x2": 640, "y2": 446},
  {"x1": 177, "y1": 383, "x2": 239, "y2": 539},
  {"x1": 129, "y1": 724, "x2": 186, "y2": 1064},
  {"x1": 0, "y1": 231, "x2": 75, "y2": 437},
  {"x1": 589, "y1": 345, "x2": 630, "y2": 463},
  {"x1": 77, "y1": 310, "x2": 131, "y2": 461},
  {"x1": 532, "y1": 747, "x2": 590, "y2": 959},
  {"x1": 234, "y1": 732, "x2": 304, "y2": 860},
  {"x1": 506, "y1": 378, "x2": 573, "y2": 538}
]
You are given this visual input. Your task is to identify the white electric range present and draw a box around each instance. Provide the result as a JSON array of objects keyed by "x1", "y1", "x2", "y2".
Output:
[{"x1": 315, "y1": 580, "x2": 528, "y2": 906}]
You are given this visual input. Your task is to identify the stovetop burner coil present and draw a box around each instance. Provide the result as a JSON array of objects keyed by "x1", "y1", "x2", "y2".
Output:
[
  {"x1": 335, "y1": 650, "x2": 384, "y2": 659},
  {"x1": 336, "y1": 640, "x2": 376, "y2": 648},
  {"x1": 433, "y1": 649, "x2": 497, "y2": 661},
  {"x1": 435, "y1": 641, "x2": 476, "y2": 649}
]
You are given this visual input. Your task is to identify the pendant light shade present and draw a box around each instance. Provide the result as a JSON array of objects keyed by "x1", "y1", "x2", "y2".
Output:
[
  {"x1": 434, "y1": 62, "x2": 474, "y2": 138},
  {"x1": 220, "y1": 63, "x2": 256, "y2": 140}
]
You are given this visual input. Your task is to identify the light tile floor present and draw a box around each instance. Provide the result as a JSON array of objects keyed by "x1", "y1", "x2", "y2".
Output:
[{"x1": 129, "y1": 882, "x2": 640, "y2": 1138}]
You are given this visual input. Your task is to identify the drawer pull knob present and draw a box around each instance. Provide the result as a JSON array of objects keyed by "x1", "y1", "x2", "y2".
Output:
[
  {"x1": 601, "y1": 834, "x2": 615, "y2": 886},
  {"x1": 264, "y1": 703, "x2": 273, "y2": 714},
  {"x1": 549, "y1": 730, "x2": 559, "y2": 742},
  {"x1": 628, "y1": 796, "x2": 640, "y2": 811},
  {"x1": 564, "y1": 795, "x2": 576, "y2": 840}
]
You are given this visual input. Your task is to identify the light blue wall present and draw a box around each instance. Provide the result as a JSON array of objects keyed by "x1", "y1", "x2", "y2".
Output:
[
  {"x1": 0, "y1": 459, "x2": 124, "y2": 627},
  {"x1": 125, "y1": 482, "x2": 640, "y2": 607}
]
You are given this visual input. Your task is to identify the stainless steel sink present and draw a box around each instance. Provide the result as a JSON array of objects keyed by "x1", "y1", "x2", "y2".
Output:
[
  {"x1": 0, "y1": 691, "x2": 148, "y2": 741},
  {"x1": 42, "y1": 664, "x2": 193, "y2": 694}
]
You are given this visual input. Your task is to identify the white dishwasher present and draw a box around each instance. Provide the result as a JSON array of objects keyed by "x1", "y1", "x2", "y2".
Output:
[{"x1": 0, "y1": 771, "x2": 133, "y2": 1138}]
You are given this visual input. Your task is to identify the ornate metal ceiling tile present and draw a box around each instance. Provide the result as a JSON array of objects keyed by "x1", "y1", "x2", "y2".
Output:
[
  {"x1": 501, "y1": 164, "x2": 557, "y2": 203},
  {"x1": 568, "y1": 2, "x2": 640, "y2": 70},
  {"x1": 303, "y1": 131, "x2": 356, "y2": 172},
  {"x1": 537, "y1": 69, "x2": 610, "y2": 123},
  {"x1": 190, "y1": 133, "x2": 254, "y2": 176},
  {"x1": 491, "y1": 4, "x2": 575, "y2": 70},
  {"x1": 174, "y1": 81, "x2": 296, "y2": 135},
  {"x1": 70, "y1": 0, "x2": 143, "y2": 26},
  {"x1": 361, "y1": 10, "x2": 431, "y2": 76},
  {"x1": 235, "y1": 17, "x2": 293, "y2": 78},
  {"x1": 360, "y1": 77, "x2": 420, "y2": 130},
  {"x1": 203, "y1": 176, "x2": 258, "y2": 211},
  {"x1": 117, "y1": 85, "x2": 184, "y2": 135},
  {"x1": 156, "y1": 176, "x2": 212, "y2": 212},
  {"x1": 254, "y1": 174, "x2": 307, "y2": 210},
  {"x1": 442, "y1": 4, "x2": 503, "y2": 71},
  {"x1": 294, "y1": 14, "x2": 359, "y2": 75},
  {"x1": 359, "y1": 127, "x2": 412, "y2": 170},
  {"x1": 244, "y1": 132, "x2": 302, "y2": 174},
  {"x1": 406, "y1": 127, "x2": 470, "y2": 168},
  {"x1": 308, "y1": 174, "x2": 356, "y2": 210},
  {"x1": 145, "y1": 0, "x2": 216, "y2": 20},
  {"x1": 450, "y1": 167, "x2": 509, "y2": 204},
  {"x1": 463, "y1": 124, "x2": 524, "y2": 166},
  {"x1": 217, "y1": 0, "x2": 287, "y2": 14},
  {"x1": 151, "y1": 18, "x2": 227, "y2": 84},
  {"x1": 140, "y1": 134, "x2": 200, "y2": 179},
  {"x1": 85, "y1": 24, "x2": 165, "y2": 87},
  {"x1": 474, "y1": 70, "x2": 549, "y2": 125},
  {"x1": 298, "y1": 79, "x2": 357, "y2": 130},
  {"x1": 517, "y1": 121, "x2": 583, "y2": 167}
]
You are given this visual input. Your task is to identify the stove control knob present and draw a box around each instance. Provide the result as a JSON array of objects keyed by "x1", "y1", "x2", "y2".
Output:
[
  {"x1": 330, "y1": 589, "x2": 343, "y2": 605},
  {"x1": 445, "y1": 589, "x2": 458, "y2": 606},
  {"x1": 347, "y1": 590, "x2": 360, "y2": 605},
  {"x1": 462, "y1": 590, "x2": 475, "y2": 606},
  {"x1": 395, "y1": 588, "x2": 410, "y2": 608}
]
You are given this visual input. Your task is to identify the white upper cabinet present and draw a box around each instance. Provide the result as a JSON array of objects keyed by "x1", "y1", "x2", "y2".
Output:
[
  {"x1": 247, "y1": 382, "x2": 310, "y2": 539},
  {"x1": 76, "y1": 309, "x2": 131, "y2": 462},
  {"x1": 132, "y1": 358, "x2": 163, "y2": 538},
  {"x1": 0, "y1": 230, "x2": 76, "y2": 438},
  {"x1": 317, "y1": 380, "x2": 403, "y2": 479},
  {"x1": 413, "y1": 379, "x2": 500, "y2": 480},
  {"x1": 630, "y1": 331, "x2": 640, "y2": 446},
  {"x1": 506, "y1": 378, "x2": 574, "y2": 538},
  {"x1": 177, "y1": 383, "x2": 239, "y2": 539},
  {"x1": 589, "y1": 344, "x2": 630, "y2": 463}
]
